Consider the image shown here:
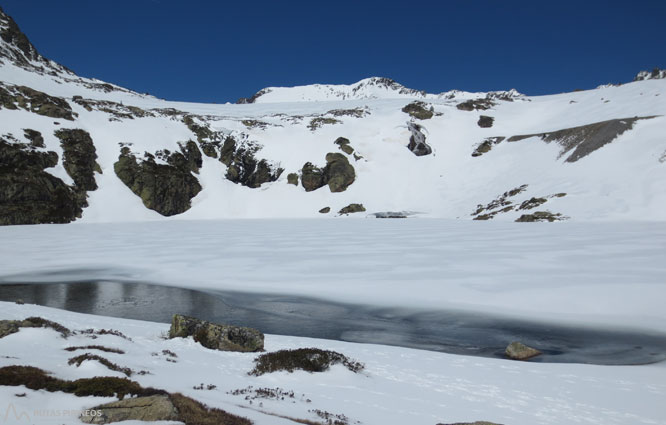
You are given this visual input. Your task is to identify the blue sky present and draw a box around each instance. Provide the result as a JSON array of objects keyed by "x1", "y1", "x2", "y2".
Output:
[{"x1": 2, "y1": 0, "x2": 665, "y2": 103}]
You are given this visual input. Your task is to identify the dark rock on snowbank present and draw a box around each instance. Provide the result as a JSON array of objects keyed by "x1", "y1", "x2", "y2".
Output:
[
  {"x1": 301, "y1": 151, "x2": 356, "y2": 192},
  {"x1": 0, "y1": 138, "x2": 81, "y2": 225},
  {"x1": 168, "y1": 314, "x2": 264, "y2": 352},
  {"x1": 219, "y1": 136, "x2": 283, "y2": 188},
  {"x1": 0, "y1": 83, "x2": 75, "y2": 120},
  {"x1": 114, "y1": 146, "x2": 202, "y2": 216},
  {"x1": 338, "y1": 203, "x2": 366, "y2": 215},
  {"x1": 477, "y1": 115, "x2": 494, "y2": 128},
  {"x1": 402, "y1": 101, "x2": 434, "y2": 120},
  {"x1": 407, "y1": 122, "x2": 432, "y2": 156}
]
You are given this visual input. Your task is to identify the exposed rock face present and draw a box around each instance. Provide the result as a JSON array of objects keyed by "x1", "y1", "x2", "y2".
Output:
[
  {"x1": 300, "y1": 152, "x2": 356, "y2": 192},
  {"x1": 80, "y1": 395, "x2": 178, "y2": 424},
  {"x1": 287, "y1": 173, "x2": 299, "y2": 185},
  {"x1": 182, "y1": 115, "x2": 222, "y2": 158},
  {"x1": 406, "y1": 122, "x2": 432, "y2": 156},
  {"x1": 471, "y1": 185, "x2": 527, "y2": 220},
  {"x1": 318, "y1": 207, "x2": 330, "y2": 214},
  {"x1": 634, "y1": 68, "x2": 666, "y2": 81},
  {"x1": 515, "y1": 211, "x2": 566, "y2": 222},
  {"x1": 23, "y1": 129, "x2": 44, "y2": 147},
  {"x1": 301, "y1": 162, "x2": 326, "y2": 191},
  {"x1": 477, "y1": 115, "x2": 494, "y2": 128},
  {"x1": 72, "y1": 97, "x2": 154, "y2": 121},
  {"x1": 55, "y1": 129, "x2": 99, "y2": 193},
  {"x1": 0, "y1": 83, "x2": 75, "y2": 120},
  {"x1": 471, "y1": 137, "x2": 504, "y2": 157},
  {"x1": 114, "y1": 146, "x2": 202, "y2": 216},
  {"x1": 0, "y1": 6, "x2": 42, "y2": 67},
  {"x1": 334, "y1": 137, "x2": 354, "y2": 155},
  {"x1": 437, "y1": 422, "x2": 503, "y2": 425},
  {"x1": 507, "y1": 116, "x2": 654, "y2": 162},
  {"x1": 219, "y1": 136, "x2": 283, "y2": 188},
  {"x1": 0, "y1": 138, "x2": 81, "y2": 225},
  {"x1": 339, "y1": 203, "x2": 366, "y2": 215},
  {"x1": 456, "y1": 98, "x2": 495, "y2": 111},
  {"x1": 505, "y1": 341, "x2": 542, "y2": 360},
  {"x1": 168, "y1": 314, "x2": 264, "y2": 352},
  {"x1": 402, "y1": 101, "x2": 434, "y2": 120},
  {"x1": 324, "y1": 153, "x2": 355, "y2": 192}
]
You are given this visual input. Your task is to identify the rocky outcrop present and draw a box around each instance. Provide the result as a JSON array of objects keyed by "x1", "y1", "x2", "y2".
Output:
[
  {"x1": 334, "y1": 137, "x2": 354, "y2": 155},
  {"x1": 318, "y1": 207, "x2": 330, "y2": 214},
  {"x1": 505, "y1": 341, "x2": 542, "y2": 360},
  {"x1": 23, "y1": 129, "x2": 44, "y2": 147},
  {"x1": 515, "y1": 211, "x2": 566, "y2": 222},
  {"x1": 182, "y1": 115, "x2": 222, "y2": 158},
  {"x1": 114, "y1": 146, "x2": 202, "y2": 216},
  {"x1": 80, "y1": 395, "x2": 178, "y2": 424},
  {"x1": 80, "y1": 393, "x2": 252, "y2": 425},
  {"x1": 634, "y1": 68, "x2": 666, "y2": 81},
  {"x1": 402, "y1": 101, "x2": 434, "y2": 120},
  {"x1": 287, "y1": 172, "x2": 299, "y2": 185},
  {"x1": 471, "y1": 137, "x2": 504, "y2": 157},
  {"x1": 473, "y1": 117, "x2": 655, "y2": 162},
  {"x1": 0, "y1": 83, "x2": 75, "y2": 120},
  {"x1": 339, "y1": 203, "x2": 366, "y2": 215},
  {"x1": 324, "y1": 153, "x2": 355, "y2": 192},
  {"x1": 72, "y1": 97, "x2": 153, "y2": 121},
  {"x1": 471, "y1": 185, "x2": 527, "y2": 220},
  {"x1": 406, "y1": 122, "x2": 432, "y2": 156},
  {"x1": 456, "y1": 98, "x2": 495, "y2": 111},
  {"x1": 168, "y1": 314, "x2": 264, "y2": 352},
  {"x1": 55, "y1": 129, "x2": 100, "y2": 193},
  {"x1": 219, "y1": 136, "x2": 283, "y2": 188},
  {"x1": 477, "y1": 115, "x2": 494, "y2": 128},
  {"x1": 507, "y1": 116, "x2": 655, "y2": 162},
  {"x1": 300, "y1": 152, "x2": 356, "y2": 192},
  {"x1": 0, "y1": 138, "x2": 82, "y2": 225}
]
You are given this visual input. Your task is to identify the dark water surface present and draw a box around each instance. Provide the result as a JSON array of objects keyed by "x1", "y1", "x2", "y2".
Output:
[{"x1": 1, "y1": 280, "x2": 665, "y2": 365}]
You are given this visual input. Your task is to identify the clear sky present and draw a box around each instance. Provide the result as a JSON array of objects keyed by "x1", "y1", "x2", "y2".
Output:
[{"x1": 2, "y1": 0, "x2": 665, "y2": 103}]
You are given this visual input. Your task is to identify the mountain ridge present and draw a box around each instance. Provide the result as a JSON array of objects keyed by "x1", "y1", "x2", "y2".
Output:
[{"x1": 0, "y1": 7, "x2": 665, "y2": 225}]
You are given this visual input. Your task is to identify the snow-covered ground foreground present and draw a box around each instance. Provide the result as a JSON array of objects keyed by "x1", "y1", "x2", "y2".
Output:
[
  {"x1": 1, "y1": 219, "x2": 665, "y2": 333},
  {"x1": 1, "y1": 301, "x2": 665, "y2": 425}
]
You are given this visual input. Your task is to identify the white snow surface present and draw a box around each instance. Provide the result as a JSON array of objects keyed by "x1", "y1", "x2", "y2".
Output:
[{"x1": 1, "y1": 301, "x2": 665, "y2": 425}]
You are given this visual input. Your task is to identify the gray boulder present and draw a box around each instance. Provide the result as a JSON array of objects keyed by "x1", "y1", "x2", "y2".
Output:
[
  {"x1": 505, "y1": 341, "x2": 542, "y2": 360},
  {"x1": 168, "y1": 314, "x2": 264, "y2": 352},
  {"x1": 80, "y1": 395, "x2": 178, "y2": 424}
]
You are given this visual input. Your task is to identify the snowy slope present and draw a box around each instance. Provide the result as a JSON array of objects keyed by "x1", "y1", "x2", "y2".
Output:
[
  {"x1": 2, "y1": 302, "x2": 665, "y2": 425},
  {"x1": 1, "y1": 7, "x2": 666, "y2": 223}
]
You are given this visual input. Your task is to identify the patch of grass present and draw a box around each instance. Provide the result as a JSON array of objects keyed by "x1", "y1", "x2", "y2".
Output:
[
  {"x1": 0, "y1": 366, "x2": 163, "y2": 399},
  {"x1": 23, "y1": 317, "x2": 71, "y2": 337},
  {"x1": 78, "y1": 328, "x2": 132, "y2": 341},
  {"x1": 64, "y1": 345, "x2": 125, "y2": 354},
  {"x1": 67, "y1": 354, "x2": 133, "y2": 377},
  {"x1": 249, "y1": 348, "x2": 364, "y2": 376},
  {"x1": 169, "y1": 392, "x2": 252, "y2": 425}
]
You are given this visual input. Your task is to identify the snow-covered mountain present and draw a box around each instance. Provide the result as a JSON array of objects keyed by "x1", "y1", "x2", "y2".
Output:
[{"x1": 1, "y1": 6, "x2": 665, "y2": 225}]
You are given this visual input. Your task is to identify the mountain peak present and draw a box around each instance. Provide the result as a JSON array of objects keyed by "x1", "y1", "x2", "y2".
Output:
[
  {"x1": 236, "y1": 76, "x2": 428, "y2": 104},
  {"x1": 0, "y1": 6, "x2": 71, "y2": 76}
]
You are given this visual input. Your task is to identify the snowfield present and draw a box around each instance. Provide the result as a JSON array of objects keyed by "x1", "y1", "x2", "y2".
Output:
[{"x1": 1, "y1": 301, "x2": 666, "y2": 425}]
